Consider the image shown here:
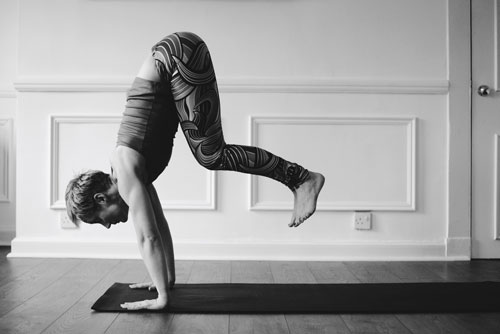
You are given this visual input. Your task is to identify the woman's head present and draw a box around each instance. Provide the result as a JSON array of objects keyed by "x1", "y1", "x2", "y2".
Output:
[{"x1": 65, "y1": 170, "x2": 128, "y2": 228}]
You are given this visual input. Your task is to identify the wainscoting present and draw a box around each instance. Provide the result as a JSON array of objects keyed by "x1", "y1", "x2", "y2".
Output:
[{"x1": 5, "y1": 0, "x2": 472, "y2": 260}]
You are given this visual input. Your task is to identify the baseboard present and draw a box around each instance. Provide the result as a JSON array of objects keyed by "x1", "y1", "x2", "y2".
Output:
[
  {"x1": 8, "y1": 237, "x2": 463, "y2": 261},
  {"x1": 446, "y1": 237, "x2": 471, "y2": 259}
]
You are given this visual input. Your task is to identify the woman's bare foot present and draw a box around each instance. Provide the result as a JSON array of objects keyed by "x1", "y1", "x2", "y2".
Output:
[{"x1": 288, "y1": 171, "x2": 325, "y2": 227}]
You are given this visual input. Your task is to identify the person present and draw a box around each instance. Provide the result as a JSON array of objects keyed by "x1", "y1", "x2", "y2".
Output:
[{"x1": 65, "y1": 32, "x2": 325, "y2": 311}]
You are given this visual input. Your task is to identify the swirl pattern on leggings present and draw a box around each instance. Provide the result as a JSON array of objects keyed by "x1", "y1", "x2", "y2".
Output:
[{"x1": 152, "y1": 32, "x2": 309, "y2": 190}]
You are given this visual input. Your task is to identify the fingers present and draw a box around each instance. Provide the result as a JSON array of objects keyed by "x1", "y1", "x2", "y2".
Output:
[
  {"x1": 120, "y1": 299, "x2": 166, "y2": 310},
  {"x1": 121, "y1": 299, "x2": 153, "y2": 310},
  {"x1": 121, "y1": 300, "x2": 150, "y2": 310},
  {"x1": 129, "y1": 282, "x2": 156, "y2": 290}
]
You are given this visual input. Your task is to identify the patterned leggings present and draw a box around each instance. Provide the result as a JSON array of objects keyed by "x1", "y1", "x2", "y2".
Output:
[{"x1": 152, "y1": 32, "x2": 309, "y2": 190}]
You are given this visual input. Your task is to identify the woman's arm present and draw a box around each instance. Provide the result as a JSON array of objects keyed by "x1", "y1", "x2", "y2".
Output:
[
  {"x1": 112, "y1": 146, "x2": 169, "y2": 310},
  {"x1": 147, "y1": 184, "x2": 176, "y2": 288}
]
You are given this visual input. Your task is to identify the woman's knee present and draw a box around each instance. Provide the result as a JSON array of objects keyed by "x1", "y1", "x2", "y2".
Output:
[
  {"x1": 136, "y1": 55, "x2": 162, "y2": 82},
  {"x1": 191, "y1": 146, "x2": 224, "y2": 171},
  {"x1": 195, "y1": 155, "x2": 222, "y2": 171}
]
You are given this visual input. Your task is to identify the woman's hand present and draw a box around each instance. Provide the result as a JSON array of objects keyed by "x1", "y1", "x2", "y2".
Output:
[
  {"x1": 129, "y1": 282, "x2": 156, "y2": 291},
  {"x1": 130, "y1": 280, "x2": 175, "y2": 290},
  {"x1": 120, "y1": 297, "x2": 167, "y2": 311}
]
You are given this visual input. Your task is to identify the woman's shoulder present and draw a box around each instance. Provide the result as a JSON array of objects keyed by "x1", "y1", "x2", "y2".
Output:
[{"x1": 112, "y1": 146, "x2": 148, "y2": 179}]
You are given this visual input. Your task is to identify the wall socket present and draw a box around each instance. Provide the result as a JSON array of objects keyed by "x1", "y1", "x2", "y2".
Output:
[
  {"x1": 60, "y1": 212, "x2": 78, "y2": 229},
  {"x1": 354, "y1": 211, "x2": 372, "y2": 230}
]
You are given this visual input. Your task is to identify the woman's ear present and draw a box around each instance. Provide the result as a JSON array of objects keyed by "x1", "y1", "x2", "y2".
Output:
[{"x1": 93, "y1": 193, "x2": 107, "y2": 205}]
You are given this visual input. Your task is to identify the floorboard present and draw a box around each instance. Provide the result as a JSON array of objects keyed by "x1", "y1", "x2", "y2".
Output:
[
  {"x1": 187, "y1": 260, "x2": 231, "y2": 284},
  {"x1": 383, "y1": 262, "x2": 446, "y2": 282},
  {"x1": 448, "y1": 313, "x2": 500, "y2": 334},
  {"x1": 270, "y1": 261, "x2": 353, "y2": 334},
  {"x1": 229, "y1": 261, "x2": 288, "y2": 334},
  {"x1": 396, "y1": 313, "x2": 473, "y2": 334},
  {"x1": 0, "y1": 257, "x2": 46, "y2": 287},
  {"x1": 0, "y1": 250, "x2": 499, "y2": 334},
  {"x1": 287, "y1": 315, "x2": 351, "y2": 334},
  {"x1": 230, "y1": 261, "x2": 274, "y2": 284},
  {"x1": 341, "y1": 314, "x2": 413, "y2": 334},
  {"x1": 230, "y1": 315, "x2": 289, "y2": 334},
  {"x1": 0, "y1": 259, "x2": 81, "y2": 318},
  {"x1": 42, "y1": 260, "x2": 144, "y2": 334},
  {"x1": 423, "y1": 261, "x2": 474, "y2": 282},
  {"x1": 307, "y1": 261, "x2": 361, "y2": 284},
  {"x1": 270, "y1": 261, "x2": 316, "y2": 284},
  {"x1": 343, "y1": 262, "x2": 402, "y2": 283},
  {"x1": 0, "y1": 259, "x2": 117, "y2": 334},
  {"x1": 167, "y1": 260, "x2": 231, "y2": 334},
  {"x1": 105, "y1": 260, "x2": 193, "y2": 334},
  {"x1": 459, "y1": 260, "x2": 500, "y2": 281}
]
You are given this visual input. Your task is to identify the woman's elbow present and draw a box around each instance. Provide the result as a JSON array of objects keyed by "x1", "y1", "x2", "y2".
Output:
[{"x1": 137, "y1": 234, "x2": 161, "y2": 248}]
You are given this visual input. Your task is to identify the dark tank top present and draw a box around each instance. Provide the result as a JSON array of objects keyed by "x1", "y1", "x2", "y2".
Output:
[{"x1": 117, "y1": 77, "x2": 179, "y2": 183}]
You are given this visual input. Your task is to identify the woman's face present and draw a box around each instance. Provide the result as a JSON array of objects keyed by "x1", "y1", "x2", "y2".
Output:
[{"x1": 91, "y1": 183, "x2": 129, "y2": 229}]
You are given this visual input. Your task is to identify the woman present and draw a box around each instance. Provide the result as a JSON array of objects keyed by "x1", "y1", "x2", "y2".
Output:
[{"x1": 65, "y1": 32, "x2": 325, "y2": 310}]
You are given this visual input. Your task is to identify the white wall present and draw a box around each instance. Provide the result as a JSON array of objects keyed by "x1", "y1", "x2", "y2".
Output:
[
  {"x1": 0, "y1": 0, "x2": 18, "y2": 245},
  {"x1": 9, "y1": 0, "x2": 471, "y2": 260}
]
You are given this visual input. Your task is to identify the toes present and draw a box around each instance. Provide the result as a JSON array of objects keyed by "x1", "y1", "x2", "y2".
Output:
[
  {"x1": 295, "y1": 212, "x2": 314, "y2": 227},
  {"x1": 290, "y1": 208, "x2": 317, "y2": 228}
]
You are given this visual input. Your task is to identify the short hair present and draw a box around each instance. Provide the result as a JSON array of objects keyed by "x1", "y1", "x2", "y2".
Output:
[{"x1": 65, "y1": 170, "x2": 113, "y2": 224}]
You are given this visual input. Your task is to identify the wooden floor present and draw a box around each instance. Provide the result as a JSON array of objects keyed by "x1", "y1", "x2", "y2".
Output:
[{"x1": 0, "y1": 247, "x2": 499, "y2": 334}]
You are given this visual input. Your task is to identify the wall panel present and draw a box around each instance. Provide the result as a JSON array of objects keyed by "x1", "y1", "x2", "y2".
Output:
[
  {"x1": 50, "y1": 116, "x2": 216, "y2": 211},
  {"x1": 250, "y1": 117, "x2": 416, "y2": 211},
  {"x1": 0, "y1": 119, "x2": 12, "y2": 203}
]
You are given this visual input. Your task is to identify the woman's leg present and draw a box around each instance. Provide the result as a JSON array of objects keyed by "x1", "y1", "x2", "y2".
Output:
[{"x1": 153, "y1": 32, "x2": 324, "y2": 226}]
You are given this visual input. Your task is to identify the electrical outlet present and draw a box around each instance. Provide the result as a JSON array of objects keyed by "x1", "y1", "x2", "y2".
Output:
[
  {"x1": 60, "y1": 212, "x2": 78, "y2": 229},
  {"x1": 354, "y1": 211, "x2": 372, "y2": 230}
]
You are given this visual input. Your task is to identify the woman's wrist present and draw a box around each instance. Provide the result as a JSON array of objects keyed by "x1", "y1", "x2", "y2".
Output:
[{"x1": 157, "y1": 290, "x2": 169, "y2": 301}]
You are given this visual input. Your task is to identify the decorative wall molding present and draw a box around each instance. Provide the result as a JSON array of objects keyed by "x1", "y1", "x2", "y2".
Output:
[
  {"x1": 14, "y1": 76, "x2": 450, "y2": 95},
  {"x1": 250, "y1": 116, "x2": 417, "y2": 211},
  {"x1": 9, "y1": 237, "x2": 456, "y2": 261},
  {"x1": 495, "y1": 0, "x2": 500, "y2": 91},
  {"x1": 221, "y1": 78, "x2": 449, "y2": 95},
  {"x1": 50, "y1": 115, "x2": 216, "y2": 211},
  {"x1": 0, "y1": 90, "x2": 16, "y2": 98},
  {"x1": 495, "y1": 134, "x2": 500, "y2": 240},
  {"x1": 16, "y1": 78, "x2": 131, "y2": 93},
  {"x1": 0, "y1": 119, "x2": 12, "y2": 203},
  {"x1": 50, "y1": 115, "x2": 121, "y2": 210},
  {"x1": 158, "y1": 170, "x2": 217, "y2": 211}
]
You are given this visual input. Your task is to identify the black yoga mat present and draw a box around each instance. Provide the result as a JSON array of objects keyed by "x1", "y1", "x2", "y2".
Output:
[{"x1": 92, "y1": 282, "x2": 500, "y2": 313}]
